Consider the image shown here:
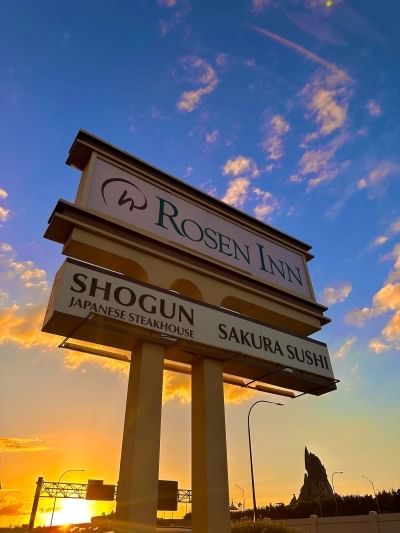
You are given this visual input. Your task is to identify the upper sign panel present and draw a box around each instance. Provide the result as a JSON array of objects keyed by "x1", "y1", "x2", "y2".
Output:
[{"x1": 80, "y1": 157, "x2": 314, "y2": 300}]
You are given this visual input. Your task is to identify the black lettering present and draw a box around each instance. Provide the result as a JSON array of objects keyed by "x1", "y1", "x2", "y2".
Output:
[
  {"x1": 286, "y1": 264, "x2": 303, "y2": 286},
  {"x1": 139, "y1": 294, "x2": 157, "y2": 314},
  {"x1": 114, "y1": 286, "x2": 136, "y2": 306},
  {"x1": 181, "y1": 219, "x2": 204, "y2": 242},
  {"x1": 218, "y1": 233, "x2": 233, "y2": 256},
  {"x1": 71, "y1": 273, "x2": 88, "y2": 293},
  {"x1": 218, "y1": 324, "x2": 228, "y2": 339},
  {"x1": 233, "y1": 240, "x2": 251, "y2": 264},
  {"x1": 89, "y1": 278, "x2": 111, "y2": 301},
  {"x1": 204, "y1": 227, "x2": 218, "y2": 250}
]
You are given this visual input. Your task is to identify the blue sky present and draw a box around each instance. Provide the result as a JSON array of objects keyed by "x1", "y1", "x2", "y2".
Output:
[{"x1": 1, "y1": 0, "x2": 400, "y2": 526}]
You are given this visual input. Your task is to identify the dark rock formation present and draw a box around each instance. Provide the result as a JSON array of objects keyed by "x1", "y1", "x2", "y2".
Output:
[{"x1": 298, "y1": 447, "x2": 334, "y2": 503}]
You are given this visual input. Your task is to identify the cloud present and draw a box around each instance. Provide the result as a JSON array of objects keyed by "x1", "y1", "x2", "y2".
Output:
[
  {"x1": 0, "y1": 243, "x2": 49, "y2": 293},
  {"x1": 345, "y1": 306, "x2": 375, "y2": 327},
  {"x1": 334, "y1": 336, "x2": 356, "y2": 358},
  {"x1": 368, "y1": 338, "x2": 391, "y2": 354},
  {"x1": 206, "y1": 129, "x2": 219, "y2": 144},
  {"x1": 290, "y1": 132, "x2": 347, "y2": 190},
  {"x1": 159, "y1": 0, "x2": 190, "y2": 36},
  {"x1": 223, "y1": 156, "x2": 259, "y2": 178},
  {"x1": 371, "y1": 235, "x2": 388, "y2": 248},
  {"x1": 0, "y1": 303, "x2": 59, "y2": 350},
  {"x1": 251, "y1": 25, "x2": 352, "y2": 82},
  {"x1": 177, "y1": 56, "x2": 218, "y2": 112},
  {"x1": 345, "y1": 243, "x2": 400, "y2": 352},
  {"x1": 321, "y1": 283, "x2": 352, "y2": 305},
  {"x1": 301, "y1": 71, "x2": 352, "y2": 141},
  {"x1": 263, "y1": 115, "x2": 290, "y2": 161},
  {"x1": 0, "y1": 492, "x2": 25, "y2": 517},
  {"x1": 0, "y1": 206, "x2": 10, "y2": 222},
  {"x1": 0, "y1": 188, "x2": 8, "y2": 199},
  {"x1": 252, "y1": 187, "x2": 279, "y2": 221},
  {"x1": 0, "y1": 437, "x2": 51, "y2": 453},
  {"x1": 252, "y1": 0, "x2": 274, "y2": 15},
  {"x1": 366, "y1": 99, "x2": 382, "y2": 117},
  {"x1": 358, "y1": 161, "x2": 400, "y2": 192},
  {"x1": 221, "y1": 178, "x2": 251, "y2": 208},
  {"x1": 0, "y1": 289, "x2": 8, "y2": 306},
  {"x1": 370, "y1": 219, "x2": 400, "y2": 249},
  {"x1": 158, "y1": 0, "x2": 177, "y2": 6}
]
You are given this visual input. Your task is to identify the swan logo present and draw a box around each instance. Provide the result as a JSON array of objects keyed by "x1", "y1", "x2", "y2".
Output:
[{"x1": 101, "y1": 178, "x2": 148, "y2": 212}]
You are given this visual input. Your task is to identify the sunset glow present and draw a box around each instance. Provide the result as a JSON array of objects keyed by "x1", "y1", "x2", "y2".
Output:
[{"x1": 1, "y1": 0, "x2": 400, "y2": 528}]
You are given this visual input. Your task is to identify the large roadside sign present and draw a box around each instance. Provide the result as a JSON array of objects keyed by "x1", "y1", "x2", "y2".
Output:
[
  {"x1": 78, "y1": 157, "x2": 314, "y2": 300},
  {"x1": 43, "y1": 258, "x2": 335, "y2": 394}
]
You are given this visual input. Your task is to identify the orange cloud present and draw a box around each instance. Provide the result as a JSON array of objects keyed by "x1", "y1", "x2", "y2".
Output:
[
  {"x1": 0, "y1": 437, "x2": 51, "y2": 453},
  {"x1": 177, "y1": 57, "x2": 218, "y2": 112},
  {"x1": 0, "y1": 303, "x2": 60, "y2": 350},
  {"x1": 321, "y1": 283, "x2": 352, "y2": 305},
  {"x1": 221, "y1": 178, "x2": 250, "y2": 208},
  {"x1": 252, "y1": 187, "x2": 279, "y2": 221},
  {"x1": 223, "y1": 156, "x2": 259, "y2": 178},
  {"x1": 0, "y1": 188, "x2": 8, "y2": 200},
  {"x1": 263, "y1": 115, "x2": 290, "y2": 161},
  {"x1": 0, "y1": 206, "x2": 10, "y2": 222},
  {"x1": 346, "y1": 243, "x2": 400, "y2": 352},
  {"x1": 334, "y1": 336, "x2": 356, "y2": 358},
  {"x1": 0, "y1": 492, "x2": 25, "y2": 517}
]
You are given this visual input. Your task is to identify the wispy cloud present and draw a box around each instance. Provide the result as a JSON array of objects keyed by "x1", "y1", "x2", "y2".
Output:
[
  {"x1": 0, "y1": 188, "x2": 8, "y2": 199},
  {"x1": 357, "y1": 161, "x2": 400, "y2": 192},
  {"x1": 252, "y1": 0, "x2": 274, "y2": 15},
  {"x1": 221, "y1": 178, "x2": 251, "y2": 208},
  {"x1": 251, "y1": 25, "x2": 352, "y2": 82},
  {"x1": 0, "y1": 437, "x2": 51, "y2": 453},
  {"x1": 321, "y1": 283, "x2": 352, "y2": 305},
  {"x1": 346, "y1": 243, "x2": 400, "y2": 353},
  {"x1": 366, "y1": 99, "x2": 382, "y2": 117},
  {"x1": 221, "y1": 156, "x2": 262, "y2": 209},
  {"x1": 0, "y1": 206, "x2": 10, "y2": 222},
  {"x1": 205, "y1": 129, "x2": 219, "y2": 144},
  {"x1": 159, "y1": 0, "x2": 191, "y2": 36},
  {"x1": 0, "y1": 243, "x2": 49, "y2": 292},
  {"x1": 301, "y1": 70, "x2": 353, "y2": 142},
  {"x1": 253, "y1": 187, "x2": 279, "y2": 221},
  {"x1": 369, "y1": 217, "x2": 400, "y2": 249},
  {"x1": 263, "y1": 115, "x2": 290, "y2": 161},
  {"x1": 334, "y1": 336, "x2": 356, "y2": 358},
  {"x1": 290, "y1": 132, "x2": 348, "y2": 190},
  {"x1": 177, "y1": 56, "x2": 218, "y2": 112},
  {"x1": 0, "y1": 492, "x2": 25, "y2": 517},
  {"x1": 223, "y1": 156, "x2": 259, "y2": 178}
]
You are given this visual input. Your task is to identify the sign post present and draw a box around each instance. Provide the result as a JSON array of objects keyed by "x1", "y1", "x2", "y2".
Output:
[{"x1": 115, "y1": 342, "x2": 165, "y2": 532}]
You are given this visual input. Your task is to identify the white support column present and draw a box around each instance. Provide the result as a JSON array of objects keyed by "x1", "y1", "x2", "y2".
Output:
[
  {"x1": 192, "y1": 357, "x2": 230, "y2": 533},
  {"x1": 115, "y1": 341, "x2": 164, "y2": 533}
]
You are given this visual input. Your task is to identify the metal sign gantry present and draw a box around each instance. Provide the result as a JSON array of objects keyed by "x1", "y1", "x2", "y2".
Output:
[{"x1": 28, "y1": 477, "x2": 192, "y2": 530}]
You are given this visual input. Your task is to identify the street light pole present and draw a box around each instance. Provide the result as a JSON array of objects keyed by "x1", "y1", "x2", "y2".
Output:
[
  {"x1": 247, "y1": 400, "x2": 284, "y2": 522},
  {"x1": 362, "y1": 474, "x2": 381, "y2": 513},
  {"x1": 331, "y1": 471, "x2": 343, "y2": 515},
  {"x1": 235, "y1": 484, "x2": 245, "y2": 513},
  {"x1": 49, "y1": 469, "x2": 85, "y2": 528}
]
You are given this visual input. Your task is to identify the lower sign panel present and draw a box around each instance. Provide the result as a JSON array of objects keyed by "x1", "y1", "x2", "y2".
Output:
[{"x1": 43, "y1": 259, "x2": 336, "y2": 395}]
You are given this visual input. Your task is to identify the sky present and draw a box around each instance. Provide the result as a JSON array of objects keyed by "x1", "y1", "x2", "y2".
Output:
[{"x1": 1, "y1": 0, "x2": 400, "y2": 527}]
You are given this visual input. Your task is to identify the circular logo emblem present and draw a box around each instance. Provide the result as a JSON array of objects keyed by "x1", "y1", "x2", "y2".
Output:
[{"x1": 101, "y1": 178, "x2": 148, "y2": 212}]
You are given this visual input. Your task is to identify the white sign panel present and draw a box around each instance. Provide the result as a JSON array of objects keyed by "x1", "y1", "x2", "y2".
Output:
[
  {"x1": 47, "y1": 260, "x2": 333, "y2": 380},
  {"x1": 82, "y1": 158, "x2": 313, "y2": 299}
]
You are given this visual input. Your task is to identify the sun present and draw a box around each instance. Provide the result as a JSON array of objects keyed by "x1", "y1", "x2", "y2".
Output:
[{"x1": 52, "y1": 499, "x2": 93, "y2": 526}]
